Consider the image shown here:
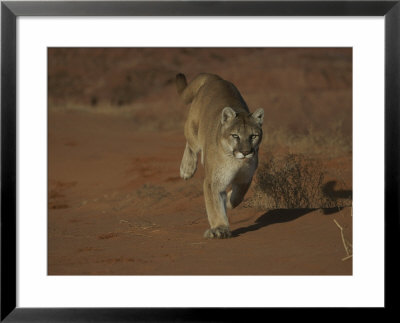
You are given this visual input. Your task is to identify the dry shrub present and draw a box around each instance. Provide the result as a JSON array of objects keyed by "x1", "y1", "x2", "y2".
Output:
[{"x1": 250, "y1": 154, "x2": 352, "y2": 209}]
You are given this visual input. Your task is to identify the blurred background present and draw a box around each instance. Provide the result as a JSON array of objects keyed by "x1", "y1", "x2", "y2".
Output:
[{"x1": 48, "y1": 48, "x2": 351, "y2": 138}]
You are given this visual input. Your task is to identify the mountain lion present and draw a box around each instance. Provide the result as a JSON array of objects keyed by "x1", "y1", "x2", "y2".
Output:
[{"x1": 176, "y1": 73, "x2": 264, "y2": 239}]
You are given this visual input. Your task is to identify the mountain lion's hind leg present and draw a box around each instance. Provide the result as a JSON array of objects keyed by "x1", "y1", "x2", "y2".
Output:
[
  {"x1": 227, "y1": 180, "x2": 252, "y2": 209},
  {"x1": 180, "y1": 142, "x2": 198, "y2": 180}
]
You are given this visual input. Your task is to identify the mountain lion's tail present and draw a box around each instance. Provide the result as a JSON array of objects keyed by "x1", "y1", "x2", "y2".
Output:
[{"x1": 176, "y1": 73, "x2": 221, "y2": 105}]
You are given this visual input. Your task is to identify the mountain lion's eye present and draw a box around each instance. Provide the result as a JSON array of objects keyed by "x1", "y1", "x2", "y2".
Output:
[
  {"x1": 231, "y1": 134, "x2": 239, "y2": 139},
  {"x1": 250, "y1": 135, "x2": 259, "y2": 140}
]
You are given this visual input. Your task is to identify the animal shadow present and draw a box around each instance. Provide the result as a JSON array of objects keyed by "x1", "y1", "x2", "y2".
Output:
[
  {"x1": 322, "y1": 180, "x2": 352, "y2": 200},
  {"x1": 321, "y1": 181, "x2": 352, "y2": 215},
  {"x1": 231, "y1": 208, "x2": 315, "y2": 238},
  {"x1": 231, "y1": 180, "x2": 352, "y2": 237}
]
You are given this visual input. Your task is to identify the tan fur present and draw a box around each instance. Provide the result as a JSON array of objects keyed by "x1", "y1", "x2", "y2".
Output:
[{"x1": 176, "y1": 73, "x2": 264, "y2": 239}]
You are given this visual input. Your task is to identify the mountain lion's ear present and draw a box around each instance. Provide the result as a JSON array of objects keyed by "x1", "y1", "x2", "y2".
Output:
[
  {"x1": 221, "y1": 107, "x2": 237, "y2": 124},
  {"x1": 251, "y1": 108, "x2": 264, "y2": 126}
]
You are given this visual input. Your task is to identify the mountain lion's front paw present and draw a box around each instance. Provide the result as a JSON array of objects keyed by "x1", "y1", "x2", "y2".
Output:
[
  {"x1": 180, "y1": 156, "x2": 197, "y2": 180},
  {"x1": 204, "y1": 226, "x2": 231, "y2": 239}
]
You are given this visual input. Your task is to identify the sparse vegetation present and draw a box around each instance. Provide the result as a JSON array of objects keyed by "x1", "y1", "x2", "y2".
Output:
[
  {"x1": 249, "y1": 154, "x2": 352, "y2": 209},
  {"x1": 136, "y1": 184, "x2": 170, "y2": 200},
  {"x1": 262, "y1": 121, "x2": 352, "y2": 158}
]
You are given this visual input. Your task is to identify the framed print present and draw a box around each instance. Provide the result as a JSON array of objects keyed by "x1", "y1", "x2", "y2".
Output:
[{"x1": 1, "y1": 0, "x2": 399, "y2": 321}]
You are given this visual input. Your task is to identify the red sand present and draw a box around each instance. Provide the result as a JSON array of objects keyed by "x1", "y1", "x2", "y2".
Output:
[{"x1": 48, "y1": 111, "x2": 352, "y2": 275}]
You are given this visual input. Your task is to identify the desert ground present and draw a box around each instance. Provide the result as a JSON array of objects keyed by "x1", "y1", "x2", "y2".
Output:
[{"x1": 48, "y1": 48, "x2": 352, "y2": 275}]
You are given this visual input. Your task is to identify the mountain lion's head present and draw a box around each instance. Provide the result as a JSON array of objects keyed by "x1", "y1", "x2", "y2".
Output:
[{"x1": 220, "y1": 107, "x2": 264, "y2": 160}]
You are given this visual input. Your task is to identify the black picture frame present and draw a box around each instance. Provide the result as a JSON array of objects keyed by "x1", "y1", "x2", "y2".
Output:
[{"x1": 1, "y1": 0, "x2": 399, "y2": 321}]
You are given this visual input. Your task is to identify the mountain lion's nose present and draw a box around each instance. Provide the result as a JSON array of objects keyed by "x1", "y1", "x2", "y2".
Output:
[{"x1": 242, "y1": 150, "x2": 252, "y2": 156}]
